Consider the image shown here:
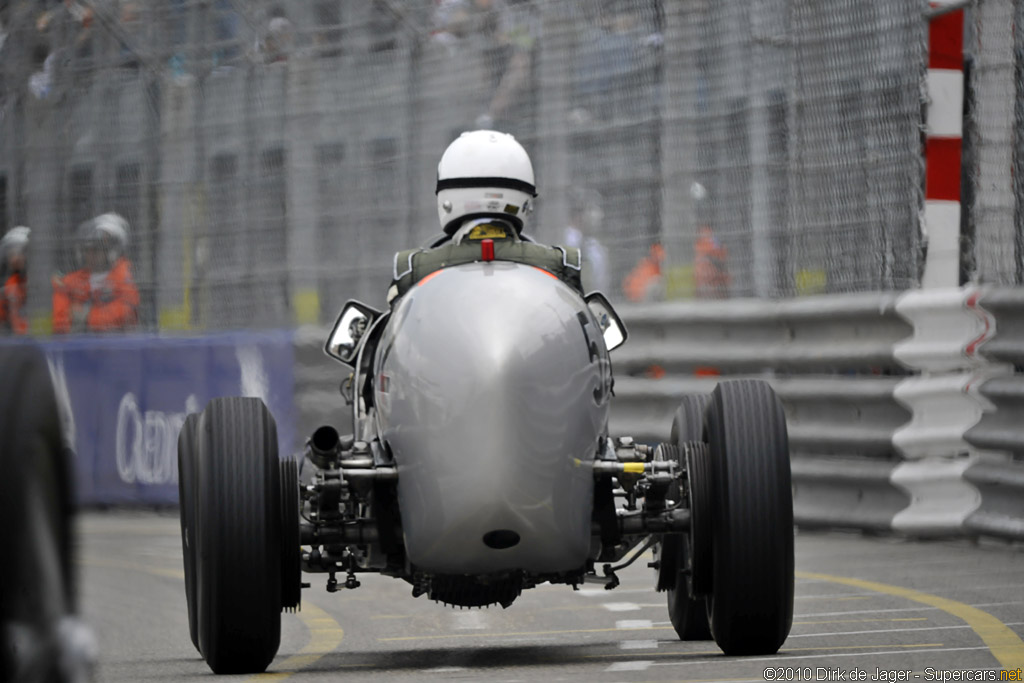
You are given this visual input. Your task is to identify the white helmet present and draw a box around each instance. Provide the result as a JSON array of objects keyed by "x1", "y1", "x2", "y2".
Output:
[
  {"x1": 93, "y1": 212, "x2": 129, "y2": 250},
  {"x1": 77, "y1": 212, "x2": 129, "y2": 268},
  {"x1": 0, "y1": 226, "x2": 31, "y2": 255},
  {"x1": 436, "y1": 130, "x2": 537, "y2": 235}
]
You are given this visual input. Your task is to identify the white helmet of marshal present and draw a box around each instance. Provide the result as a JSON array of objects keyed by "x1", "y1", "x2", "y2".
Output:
[
  {"x1": 436, "y1": 130, "x2": 537, "y2": 235},
  {"x1": 0, "y1": 226, "x2": 31, "y2": 255},
  {"x1": 93, "y1": 213, "x2": 129, "y2": 253},
  {"x1": 76, "y1": 212, "x2": 129, "y2": 269}
]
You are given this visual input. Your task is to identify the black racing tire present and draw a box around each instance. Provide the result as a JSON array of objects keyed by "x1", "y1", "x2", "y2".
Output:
[
  {"x1": 705, "y1": 379, "x2": 794, "y2": 656},
  {"x1": 280, "y1": 457, "x2": 301, "y2": 612},
  {"x1": 177, "y1": 413, "x2": 200, "y2": 653},
  {"x1": 195, "y1": 397, "x2": 282, "y2": 674},
  {"x1": 0, "y1": 344, "x2": 76, "y2": 681},
  {"x1": 686, "y1": 442, "x2": 713, "y2": 597},
  {"x1": 662, "y1": 393, "x2": 712, "y2": 641}
]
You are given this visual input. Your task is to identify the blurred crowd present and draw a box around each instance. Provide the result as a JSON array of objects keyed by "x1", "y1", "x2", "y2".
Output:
[
  {"x1": 0, "y1": 0, "x2": 732, "y2": 334},
  {"x1": 0, "y1": 0, "x2": 664, "y2": 120},
  {"x1": 0, "y1": 215, "x2": 139, "y2": 335}
]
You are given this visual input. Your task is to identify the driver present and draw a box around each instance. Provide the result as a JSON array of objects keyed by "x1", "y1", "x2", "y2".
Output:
[{"x1": 387, "y1": 130, "x2": 583, "y2": 304}]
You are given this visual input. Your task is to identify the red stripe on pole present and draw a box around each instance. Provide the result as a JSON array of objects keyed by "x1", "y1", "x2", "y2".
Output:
[
  {"x1": 929, "y1": 5, "x2": 964, "y2": 70},
  {"x1": 925, "y1": 137, "x2": 962, "y2": 201}
]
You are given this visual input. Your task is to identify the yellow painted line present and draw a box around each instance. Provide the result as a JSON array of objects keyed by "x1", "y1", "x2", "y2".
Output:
[
  {"x1": 798, "y1": 571, "x2": 1024, "y2": 671},
  {"x1": 79, "y1": 555, "x2": 344, "y2": 680},
  {"x1": 79, "y1": 556, "x2": 185, "y2": 581},
  {"x1": 252, "y1": 602, "x2": 344, "y2": 681},
  {"x1": 79, "y1": 524, "x2": 181, "y2": 537},
  {"x1": 796, "y1": 596, "x2": 870, "y2": 601}
]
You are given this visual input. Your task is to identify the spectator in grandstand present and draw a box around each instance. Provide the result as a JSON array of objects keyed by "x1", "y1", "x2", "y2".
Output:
[
  {"x1": 255, "y1": 5, "x2": 294, "y2": 65},
  {"x1": 431, "y1": 0, "x2": 539, "y2": 135},
  {"x1": 571, "y1": 0, "x2": 663, "y2": 123},
  {"x1": 311, "y1": 1, "x2": 344, "y2": 58},
  {"x1": 35, "y1": 0, "x2": 94, "y2": 63},
  {"x1": 116, "y1": 1, "x2": 144, "y2": 69},
  {"x1": 211, "y1": 0, "x2": 241, "y2": 68},
  {"x1": 27, "y1": 41, "x2": 54, "y2": 99},
  {"x1": 563, "y1": 187, "x2": 611, "y2": 294},
  {"x1": 0, "y1": 226, "x2": 31, "y2": 335},
  {"x1": 52, "y1": 213, "x2": 139, "y2": 334}
]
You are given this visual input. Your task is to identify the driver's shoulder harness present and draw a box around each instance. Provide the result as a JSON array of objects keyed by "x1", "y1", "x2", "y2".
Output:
[{"x1": 390, "y1": 238, "x2": 583, "y2": 299}]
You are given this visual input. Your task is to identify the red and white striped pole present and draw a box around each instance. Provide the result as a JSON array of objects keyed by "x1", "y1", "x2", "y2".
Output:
[{"x1": 922, "y1": 1, "x2": 965, "y2": 288}]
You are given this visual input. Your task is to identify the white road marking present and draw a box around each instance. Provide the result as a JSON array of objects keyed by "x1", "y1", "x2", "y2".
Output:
[
  {"x1": 606, "y1": 660, "x2": 653, "y2": 672},
  {"x1": 452, "y1": 610, "x2": 487, "y2": 630},
  {"x1": 615, "y1": 619, "x2": 653, "y2": 629},
  {"x1": 602, "y1": 602, "x2": 641, "y2": 612},
  {"x1": 650, "y1": 645, "x2": 988, "y2": 667},
  {"x1": 797, "y1": 606, "x2": 939, "y2": 618},
  {"x1": 619, "y1": 640, "x2": 659, "y2": 650},
  {"x1": 577, "y1": 588, "x2": 653, "y2": 597},
  {"x1": 790, "y1": 624, "x2": 971, "y2": 637},
  {"x1": 426, "y1": 666, "x2": 468, "y2": 673}
]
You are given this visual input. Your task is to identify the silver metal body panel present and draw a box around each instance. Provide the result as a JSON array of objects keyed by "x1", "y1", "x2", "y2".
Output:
[{"x1": 374, "y1": 262, "x2": 611, "y2": 574}]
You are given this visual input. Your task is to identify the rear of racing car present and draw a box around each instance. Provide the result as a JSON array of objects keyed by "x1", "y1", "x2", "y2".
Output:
[{"x1": 374, "y1": 262, "x2": 613, "y2": 582}]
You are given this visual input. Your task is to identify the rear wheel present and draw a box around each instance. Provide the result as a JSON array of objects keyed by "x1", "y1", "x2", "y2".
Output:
[
  {"x1": 661, "y1": 394, "x2": 712, "y2": 640},
  {"x1": 195, "y1": 397, "x2": 282, "y2": 674},
  {"x1": 177, "y1": 413, "x2": 200, "y2": 652},
  {"x1": 705, "y1": 379, "x2": 794, "y2": 655}
]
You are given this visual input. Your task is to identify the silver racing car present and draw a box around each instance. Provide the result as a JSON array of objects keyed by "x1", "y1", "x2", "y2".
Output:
[{"x1": 177, "y1": 260, "x2": 794, "y2": 674}]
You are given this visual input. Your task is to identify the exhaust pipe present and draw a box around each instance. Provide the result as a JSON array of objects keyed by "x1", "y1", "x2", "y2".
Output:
[{"x1": 306, "y1": 426, "x2": 353, "y2": 469}]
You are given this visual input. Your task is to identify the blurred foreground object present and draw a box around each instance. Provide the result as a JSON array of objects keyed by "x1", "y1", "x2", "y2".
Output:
[
  {"x1": 0, "y1": 227, "x2": 31, "y2": 335},
  {"x1": 52, "y1": 213, "x2": 139, "y2": 334},
  {"x1": 0, "y1": 344, "x2": 96, "y2": 682}
]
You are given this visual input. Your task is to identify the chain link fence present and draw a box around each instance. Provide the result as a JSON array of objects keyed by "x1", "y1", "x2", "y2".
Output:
[
  {"x1": 0, "y1": 0, "x2": 1010, "y2": 333},
  {"x1": 965, "y1": 0, "x2": 1024, "y2": 286}
]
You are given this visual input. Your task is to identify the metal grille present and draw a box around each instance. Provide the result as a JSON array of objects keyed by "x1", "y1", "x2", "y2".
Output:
[
  {"x1": 0, "y1": 0, "x2": 941, "y2": 333},
  {"x1": 965, "y1": 0, "x2": 1023, "y2": 286}
]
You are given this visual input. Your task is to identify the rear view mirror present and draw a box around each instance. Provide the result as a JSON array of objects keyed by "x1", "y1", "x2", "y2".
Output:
[
  {"x1": 325, "y1": 300, "x2": 381, "y2": 365},
  {"x1": 584, "y1": 292, "x2": 627, "y2": 351}
]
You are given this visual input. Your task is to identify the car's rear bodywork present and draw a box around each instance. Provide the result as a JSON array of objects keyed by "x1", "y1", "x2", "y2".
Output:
[{"x1": 376, "y1": 262, "x2": 608, "y2": 574}]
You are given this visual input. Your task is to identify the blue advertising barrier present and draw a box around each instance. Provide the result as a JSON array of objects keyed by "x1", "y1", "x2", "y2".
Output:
[{"x1": 35, "y1": 331, "x2": 295, "y2": 506}]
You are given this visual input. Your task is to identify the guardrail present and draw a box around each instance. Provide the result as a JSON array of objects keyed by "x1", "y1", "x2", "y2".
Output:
[
  {"x1": 609, "y1": 288, "x2": 1024, "y2": 542},
  {"x1": 613, "y1": 293, "x2": 910, "y2": 375}
]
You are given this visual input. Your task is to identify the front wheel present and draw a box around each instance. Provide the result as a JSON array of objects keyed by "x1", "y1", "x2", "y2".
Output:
[
  {"x1": 195, "y1": 397, "x2": 282, "y2": 674},
  {"x1": 705, "y1": 379, "x2": 794, "y2": 655}
]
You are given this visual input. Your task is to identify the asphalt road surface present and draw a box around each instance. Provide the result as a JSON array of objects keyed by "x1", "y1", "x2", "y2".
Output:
[{"x1": 79, "y1": 511, "x2": 1024, "y2": 682}]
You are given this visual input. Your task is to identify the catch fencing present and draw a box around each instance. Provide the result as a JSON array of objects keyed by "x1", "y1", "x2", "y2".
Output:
[{"x1": 1, "y1": 0, "x2": 939, "y2": 334}]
